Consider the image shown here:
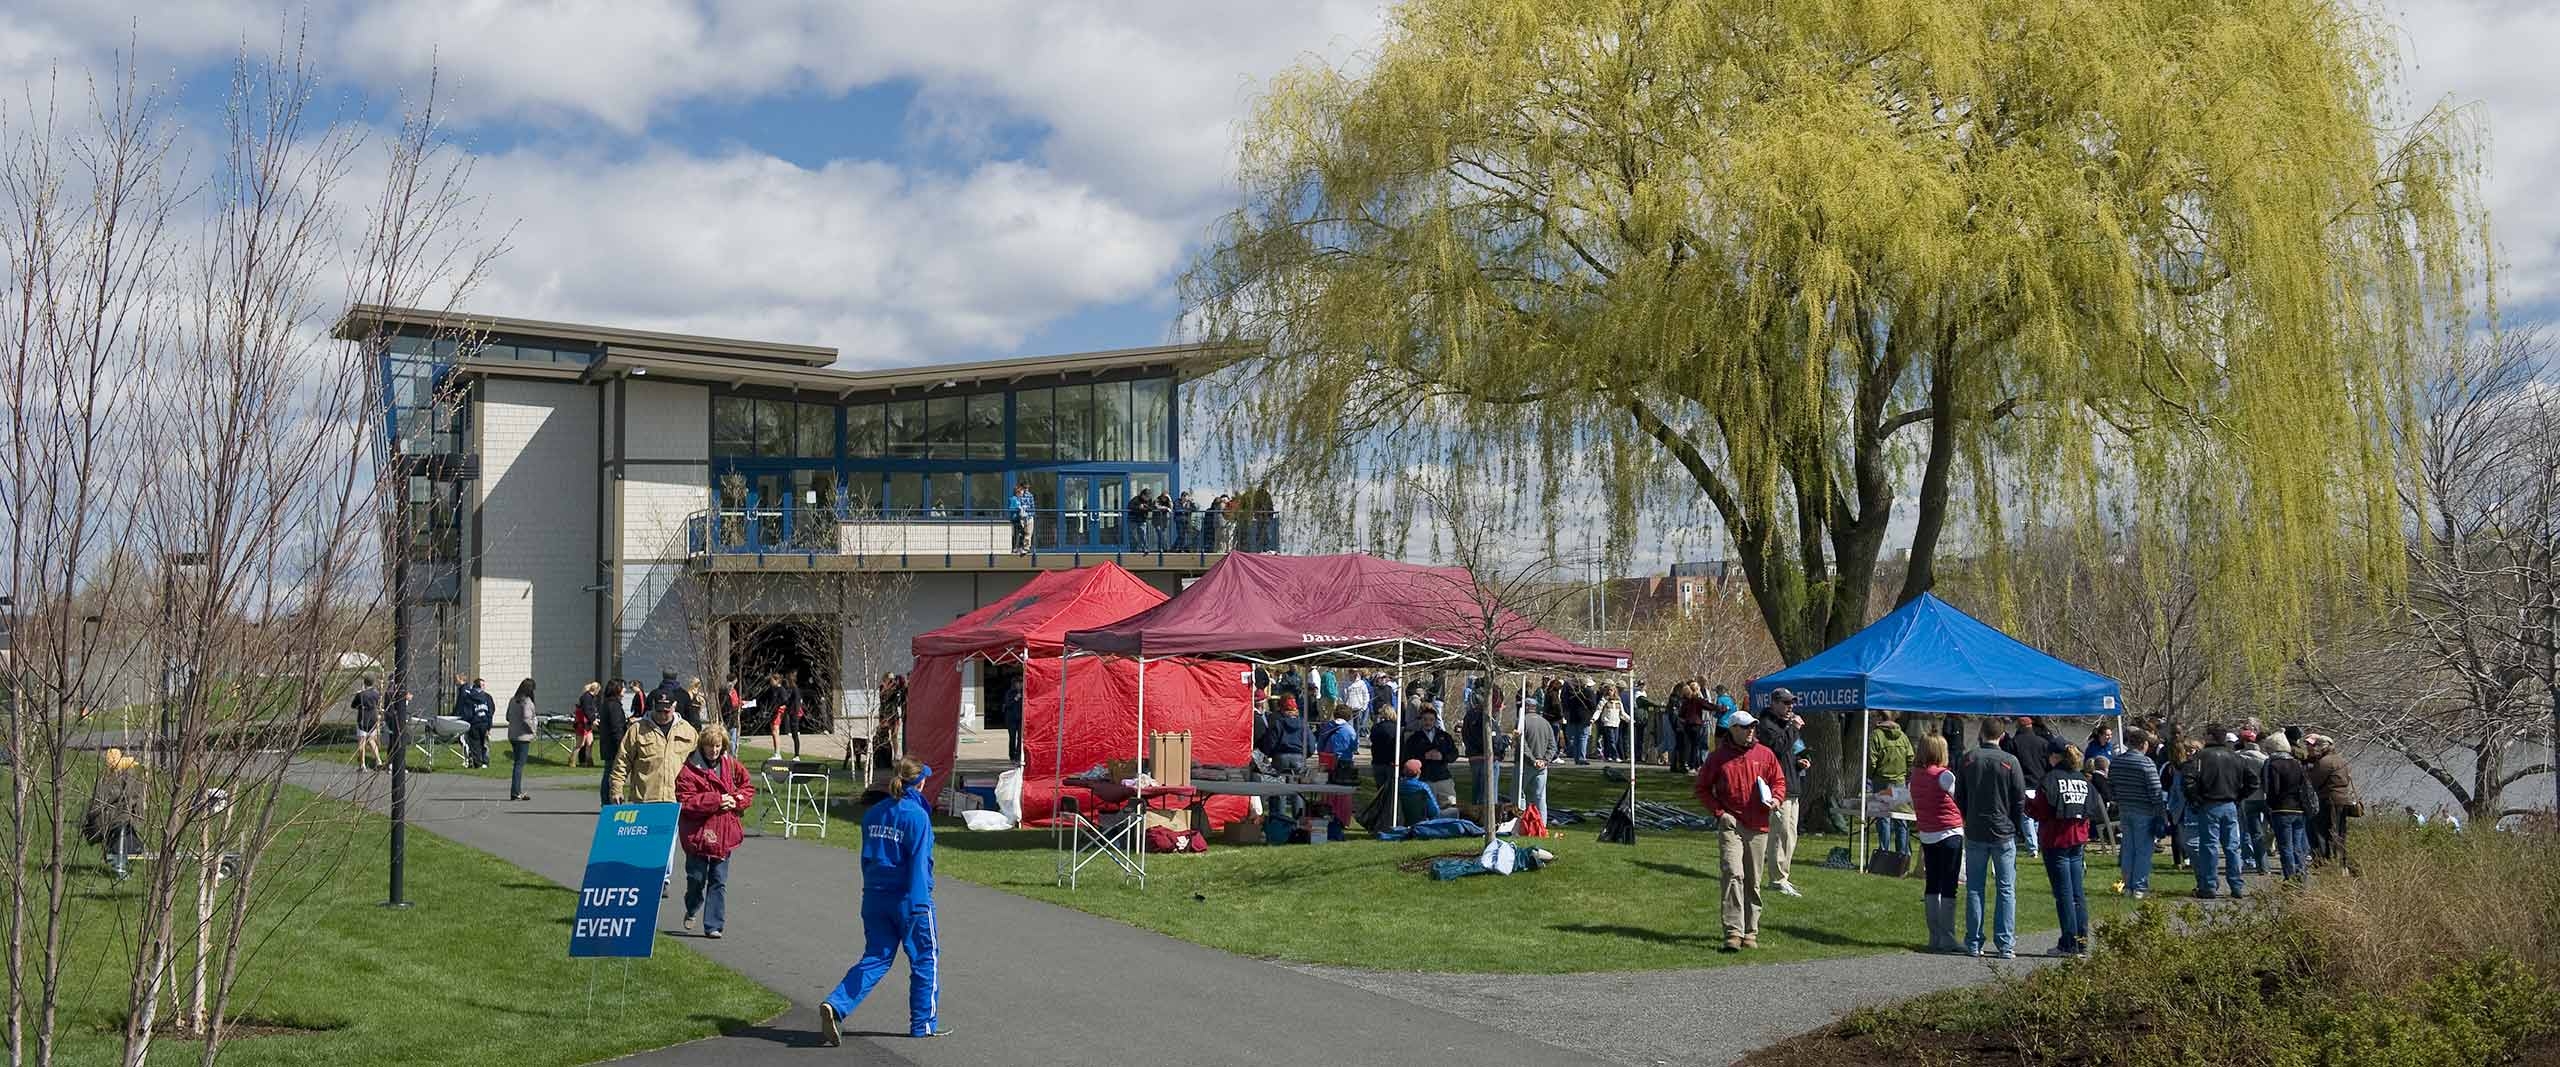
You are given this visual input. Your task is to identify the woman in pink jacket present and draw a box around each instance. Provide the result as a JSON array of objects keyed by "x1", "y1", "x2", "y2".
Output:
[{"x1": 676, "y1": 726, "x2": 756, "y2": 938}]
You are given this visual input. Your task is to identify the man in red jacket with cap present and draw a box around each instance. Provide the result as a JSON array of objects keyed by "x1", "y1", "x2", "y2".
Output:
[{"x1": 1696, "y1": 708, "x2": 1787, "y2": 951}]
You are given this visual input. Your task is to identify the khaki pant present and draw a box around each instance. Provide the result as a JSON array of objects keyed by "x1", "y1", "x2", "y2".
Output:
[
  {"x1": 1718, "y1": 824, "x2": 1766, "y2": 938},
  {"x1": 1760, "y1": 796, "x2": 1800, "y2": 887}
]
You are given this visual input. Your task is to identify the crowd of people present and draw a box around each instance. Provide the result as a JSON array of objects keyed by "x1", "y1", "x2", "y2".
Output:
[{"x1": 1004, "y1": 483, "x2": 1283, "y2": 555}]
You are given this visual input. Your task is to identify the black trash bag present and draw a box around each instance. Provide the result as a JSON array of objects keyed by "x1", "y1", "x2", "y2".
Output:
[
  {"x1": 1357, "y1": 782, "x2": 1396, "y2": 832},
  {"x1": 1598, "y1": 784, "x2": 1638, "y2": 845}
]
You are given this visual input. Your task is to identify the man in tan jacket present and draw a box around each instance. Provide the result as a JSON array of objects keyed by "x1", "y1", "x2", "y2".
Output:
[
  {"x1": 611, "y1": 692, "x2": 700, "y2": 804},
  {"x1": 611, "y1": 691, "x2": 699, "y2": 897}
]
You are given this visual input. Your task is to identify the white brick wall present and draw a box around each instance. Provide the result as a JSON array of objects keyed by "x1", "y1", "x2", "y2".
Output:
[
  {"x1": 620, "y1": 379, "x2": 709, "y2": 563},
  {"x1": 475, "y1": 379, "x2": 599, "y2": 698}
]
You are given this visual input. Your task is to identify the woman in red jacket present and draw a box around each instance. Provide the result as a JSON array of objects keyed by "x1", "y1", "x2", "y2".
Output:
[
  {"x1": 1694, "y1": 710, "x2": 1785, "y2": 951},
  {"x1": 676, "y1": 726, "x2": 756, "y2": 938},
  {"x1": 1910, "y1": 734, "x2": 1966, "y2": 952}
]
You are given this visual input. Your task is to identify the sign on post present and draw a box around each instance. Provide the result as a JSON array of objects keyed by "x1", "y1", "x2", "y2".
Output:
[{"x1": 570, "y1": 802, "x2": 679, "y2": 958}]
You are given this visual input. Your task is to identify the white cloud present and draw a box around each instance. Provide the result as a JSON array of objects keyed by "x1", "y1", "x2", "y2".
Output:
[{"x1": 2395, "y1": 0, "x2": 2560, "y2": 310}]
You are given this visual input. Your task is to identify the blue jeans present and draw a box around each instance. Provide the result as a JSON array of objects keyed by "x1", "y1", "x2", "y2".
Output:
[
  {"x1": 1869, "y1": 818, "x2": 1912, "y2": 853},
  {"x1": 826, "y1": 897, "x2": 939, "y2": 1036},
  {"x1": 2019, "y1": 812, "x2": 2040, "y2": 856},
  {"x1": 2117, "y1": 808, "x2": 2158, "y2": 893},
  {"x1": 1526, "y1": 765, "x2": 1549, "y2": 815},
  {"x1": 1963, "y1": 837, "x2": 2016, "y2": 955},
  {"x1": 508, "y1": 740, "x2": 529, "y2": 797},
  {"x1": 684, "y1": 854, "x2": 730, "y2": 932},
  {"x1": 2272, "y1": 812, "x2": 2310, "y2": 881},
  {"x1": 1465, "y1": 760, "x2": 1502, "y2": 811},
  {"x1": 1565, "y1": 725, "x2": 1589, "y2": 761},
  {"x1": 2194, "y1": 801, "x2": 2245, "y2": 896},
  {"x1": 2043, "y1": 846, "x2": 2088, "y2": 952},
  {"x1": 2240, "y1": 800, "x2": 2268, "y2": 872}
]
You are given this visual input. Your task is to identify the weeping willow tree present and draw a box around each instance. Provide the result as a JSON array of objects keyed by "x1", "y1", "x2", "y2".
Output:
[{"x1": 1187, "y1": 0, "x2": 2480, "y2": 679}]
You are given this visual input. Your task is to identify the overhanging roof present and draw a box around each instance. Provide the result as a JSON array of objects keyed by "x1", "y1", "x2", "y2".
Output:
[{"x1": 334, "y1": 303, "x2": 838, "y2": 367}]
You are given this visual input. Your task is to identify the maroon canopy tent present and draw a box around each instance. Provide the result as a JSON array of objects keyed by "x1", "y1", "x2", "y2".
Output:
[{"x1": 1064, "y1": 552, "x2": 1632, "y2": 670}]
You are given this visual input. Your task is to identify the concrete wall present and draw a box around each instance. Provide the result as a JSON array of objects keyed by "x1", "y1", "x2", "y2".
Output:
[
  {"x1": 474, "y1": 378, "x2": 599, "y2": 698},
  {"x1": 615, "y1": 379, "x2": 709, "y2": 681}
]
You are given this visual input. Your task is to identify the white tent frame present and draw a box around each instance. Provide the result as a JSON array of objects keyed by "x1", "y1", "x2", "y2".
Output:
[{"x1": 1056, "y1": 632, "x2": 1633, "y2": 888}]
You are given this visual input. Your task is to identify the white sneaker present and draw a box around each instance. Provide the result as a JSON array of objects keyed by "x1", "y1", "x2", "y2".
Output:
[{"x1": 1774, "y1": 880, "x2": 1803, "y2": 898}]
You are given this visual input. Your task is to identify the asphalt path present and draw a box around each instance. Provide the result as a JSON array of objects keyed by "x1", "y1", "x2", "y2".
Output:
[{"x1": 286, "y1": 758, "x2": 1604, "y2": 1066}]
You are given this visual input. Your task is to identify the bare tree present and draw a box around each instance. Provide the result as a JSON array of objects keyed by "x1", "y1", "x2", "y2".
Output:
[
  {"x1": 2296, "y1": 330, "x2": 2559, "y2": 822},
  {"x1": 3, "y1": 40, "x2": 491, "y2": 1067}
]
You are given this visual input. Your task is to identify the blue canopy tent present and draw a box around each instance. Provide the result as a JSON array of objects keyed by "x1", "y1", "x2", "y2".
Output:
[{"x1": 1746, "y1": 593, "x2": 2123, "y2": 863}]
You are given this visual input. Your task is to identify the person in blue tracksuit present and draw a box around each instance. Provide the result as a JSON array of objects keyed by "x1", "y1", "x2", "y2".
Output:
[{"x1": 819, "y1": 758, "x2": 948, "y2": 1044}]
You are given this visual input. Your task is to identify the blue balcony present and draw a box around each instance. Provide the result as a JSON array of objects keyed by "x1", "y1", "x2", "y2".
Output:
[{"x1": 683, "y1": 502, "x2": 1279, "y2": 573}]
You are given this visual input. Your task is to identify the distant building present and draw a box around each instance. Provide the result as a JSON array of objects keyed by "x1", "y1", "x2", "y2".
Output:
[
  {"x1": 1608, "y1": 561, "x2": 1741, "y2": 625},
  {"x1": 340, "y1": 304, "x2": 1256, "y2": 730}
]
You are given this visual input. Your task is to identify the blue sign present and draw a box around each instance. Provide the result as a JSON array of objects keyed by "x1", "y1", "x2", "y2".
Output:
[{"x1": 570, "y1": 802, "x2": 679, "y2": 958}]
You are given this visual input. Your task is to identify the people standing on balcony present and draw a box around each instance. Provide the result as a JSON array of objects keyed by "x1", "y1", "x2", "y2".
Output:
[
  {"x1": 1172, "y1": 489, "x2": 1199, "y2": 550},
  {"x1": 1125, "y1": 488, "x2": 1154, "y2": 550},
  {"x1": 1202, "y1": 494, "x2": 1228, "y2": 552},
  {"x1": 1148, "y1": 490, "x2": 1172, "y2": 551},
  {"x1": 1009, "y1": 484, "x2": 1036, "y2": 554},
  {"x1": 1247, "y1": 485, "x2": 1278, "y2": 551}
]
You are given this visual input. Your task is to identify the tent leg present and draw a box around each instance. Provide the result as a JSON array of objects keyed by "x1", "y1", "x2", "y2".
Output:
[
  {"x1": 1625, "y1": 667, "x2": 1636, "y2": 811},
  {"x1": 1512, "y1": 671, "x2": 1526, "y2": 812},
  {"x1": 1858, "y1": 708, "x2": 1871, "y2": 871},
  {"x1": 1054, "y1": 651, "x2": 1069, "y2": 886},
  {"x1": 1390, "y1": 645, "x2": 1407, "y2": 831},
  {"x1": 1135, "y1": 655, "x2": 1148, "y2": 889}
]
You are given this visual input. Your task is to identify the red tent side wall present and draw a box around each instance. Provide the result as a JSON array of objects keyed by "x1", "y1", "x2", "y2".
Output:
[
  {"x1": 1017, "y1": 655, "x2": 1255, "y2": 827},
  {"x1": 907, "y1": 652, "x2": 965, "y2": 801}
]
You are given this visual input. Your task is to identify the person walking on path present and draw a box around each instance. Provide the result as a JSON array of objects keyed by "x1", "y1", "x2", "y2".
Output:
[
  {"x1": 819, "y1": 757, "x2": 949, "y2": 1045},
  {"x1": 2025, "y1": 744, "x2": 2095, "y2": 957},
  {"x1": 1910, "y1": 735, "x2": 1965, "y2": 953},
  {"x1": 1754, "y1": 689, "x2": 1809, "y2": 898},
  {"x1": 1954, "y1": 719, "x2": 2026, "y2": 959},
  {"x1": 595, "y1": 679, "x2": 631, "y2": 806},
  {"x1": 2110, "y1": 727, "x2": 2165, "y2": 898},
  {"x1": 2184, "y1": 723, "x2": 2257, "y2": 899},
  {"x1": 2262, "y1": 740, "x2": 2317, "y2": 882},
  {"x1": 676, "y1": 725, "x2": 755, "y2": 938},
  {"x1": 504, "y1": 678, "x2": 539, "y2": 801},
  {"x1": 611, "y1": 691, "x2": 700, "y2": 897},
  {"x1": 350, "y1": 678, "x2": 385, "y2": 772},
  {"x1": 1695, "y1": 709, "x2": 1786, "y2": 952}
]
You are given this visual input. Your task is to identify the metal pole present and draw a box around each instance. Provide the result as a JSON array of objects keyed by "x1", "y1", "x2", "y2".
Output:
[
  {"x1": 386, "y1": 510, "x2": 411, "y2": 909},
  {"x1": 1390, "y1": 644, "x2": 1406, "y2": 831},
  {"x1": 1135, "y1": 654, "x2": 1148, "y2": 887},
  {"x1": 1857, "y1": 708, "x2": 1871, "y2": 868},
  {"x1": 1053, "y1": 650, "x2": 1067, "y2": 884},
  {"x1": 1625, "y1": 667, "x2": 1637, "y2": 811},
  {"x1": 1512, "y1": 671, "x2": 1526, "y2": 811}
]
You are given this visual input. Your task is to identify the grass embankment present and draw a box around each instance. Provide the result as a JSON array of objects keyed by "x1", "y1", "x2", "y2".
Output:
[
  {"x1": 1749, "y1": 824, "x2": 2560, "y2": 1067},
  {"x1": 17, "y1": 778, "x2": 785, "y2": 1067},
  {"x1": 796, "y1": 764, "x2": 2131, "y2": 973}
]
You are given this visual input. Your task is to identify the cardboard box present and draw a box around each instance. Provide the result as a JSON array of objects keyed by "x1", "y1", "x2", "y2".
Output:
[
  {"x1": 1220, "y1": 815, "x2": 1261, "y2": 845},
  {"x1": 1149, "y1": 731, "x2": 1193, "y2": 787},
  {"x1": 1144, "y1": 807, "x2": 1194, "y2": 833}
]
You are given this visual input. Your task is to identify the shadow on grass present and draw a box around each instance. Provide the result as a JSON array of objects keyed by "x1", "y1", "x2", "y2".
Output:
[
  {"x1": 1549, "y1": 922, "x2": 1724, "y2": 947},
  {"x1": 1631, "y1": 860, "x2": 1715, "y2": 879},
  {"x1": 1761, "y1": 921, "x2": 1907, "y2": 950}
]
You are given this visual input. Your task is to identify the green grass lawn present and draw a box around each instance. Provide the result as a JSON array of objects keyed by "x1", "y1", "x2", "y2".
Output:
[
  {"x1": 305, "y1": 738, "x2": 597, "y2": 781},
  {"x1": 21, "y1": 780, "x2": 785, "y2": 1066},
  {"x1": 797, "y1": 763, "x2": 2135, "y2": 973}
]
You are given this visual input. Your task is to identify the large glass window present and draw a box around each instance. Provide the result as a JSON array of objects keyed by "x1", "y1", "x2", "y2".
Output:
[
  {"x1": 966, "y1": 393, "x2": 1003, "y2": 460},
  {"x1": 711, "y1": 396, "x2": 754, "y2": 455},
  {"x1": 797, "y1": 402, "x2": 834, "y2": 459},
  {"x1": 847, "y1": 404, "x2": 885, "y2": 458},
  {"x1": 1056, "y1": 383, "x2": 1092, "y2": 462},
  {"x1": 1015, "y1": 388, "x2": 1054, "y2": 461},
  {"x1": 967, "y1": 472, "x2": 1004, "y2": 516},
  {"x1": 1132, "y1": 378, "x2": 1171, "y2": 462},
  {"x1": 928, "y1": 472, "x2": 964, "y2": 515},
  {"x1": 886, "y1": 472, "x2": 923, "y2": 512},
  {"x1": 926, "y1": 395, "x2": 965, "y2": 459},
  {"x1": 752, "y1": 398, "x2": 791, "y2": 456},
  {"x1": 1094, "y1": 380, "x2": 1131, "y2": 462},
  {"x1": 888, "y1": 399, "x2": 927, "y2": 459}
]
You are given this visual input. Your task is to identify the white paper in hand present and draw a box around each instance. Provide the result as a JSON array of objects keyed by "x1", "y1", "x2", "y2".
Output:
[{"x1": 1754, "y1": 778, "x2": 1775, "y2": 808}]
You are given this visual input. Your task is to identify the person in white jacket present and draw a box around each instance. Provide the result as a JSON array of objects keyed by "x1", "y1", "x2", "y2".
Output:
[{"x1": 1594, "y1": 683, "x2": 1628, "y2": 762}]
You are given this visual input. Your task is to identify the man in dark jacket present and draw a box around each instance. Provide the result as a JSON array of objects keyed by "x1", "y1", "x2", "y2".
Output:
[
  {"x1": 453, "y1": 676, "x2": 494, "y2": 768},
  {"x1": 1459, "y1": 699, "x2": 1501, "y2": 815},
  {"x1": 2001, "y1": 717, "x2": 2054, "y2": 857},
  {"x1": 2110, "y1": 727, "x2": 2166, "y2": 897},
  {"x1": 1953, "y1": 719, "x2": 2026, "y2": 958},
  {"x1": 2183, "y1": 723, "x2": 2258, "y2": 899},
  {"x1": 1266, "y1": 699, "x2": 1310, "y2": 773},
  {"x1": 1367, "y1": 710, "x2": 1402, "y2": 787},
  {"x1": 1753, "y1": 691, "x2": 1809, "y2": 897},
  {"x1": 1561, "y1": 680, "x2": 1594, "y2": 764},
  {"x1": 2261, "y1": 740, "x2": 2317, "y2": 882},
  {"x1": 1403, "y1": 708, "x2": 1457, "y2": 805},
  {"x1": 652, "y1": 669, "x2": 702, "y2": 731}
]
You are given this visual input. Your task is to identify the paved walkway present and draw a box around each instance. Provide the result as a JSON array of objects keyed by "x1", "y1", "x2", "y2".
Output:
[
  {"x1": 286, "y1": 758, "x2": 1605, "y2": 1066},
  {"x1": 288, "y1": 758, "x2": 2043, "y2": 1066}
]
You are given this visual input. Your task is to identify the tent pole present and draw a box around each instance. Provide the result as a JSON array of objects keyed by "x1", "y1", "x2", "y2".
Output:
[
  {"x1": 1135, "y1": 654, "x2": 1148, "y2": 888},
  {"x1": 1055, "y1": 650, "x2": 1069, "y2": 885},
  {"x1": 1512, "y1": 671, "x2": 1526, "y2": 812},
  {"x1": 1858, "y1": 708, "x2": 1871, "y2": 870},
  {"x1": 1391, "y1": 643, "x2": 1406, "y2": 831},
  {"x1": 1625, "y1": 666, "x2": 1637, "y2": 812}
]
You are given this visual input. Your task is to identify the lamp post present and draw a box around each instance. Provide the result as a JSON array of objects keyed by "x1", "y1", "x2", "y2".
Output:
[{"x1": 158, "y1": 550, "x2": 208, "y2": 763}]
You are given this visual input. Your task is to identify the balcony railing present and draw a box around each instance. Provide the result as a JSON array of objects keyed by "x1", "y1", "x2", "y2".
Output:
[{"x1": 684, "y1": 504, "x2": 1282, "y2": 562}]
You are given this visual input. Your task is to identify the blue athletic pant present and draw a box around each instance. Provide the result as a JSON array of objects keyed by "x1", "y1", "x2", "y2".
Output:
[{"x1": 824, "y1": 898, "x2": 938, "y2": 1036}]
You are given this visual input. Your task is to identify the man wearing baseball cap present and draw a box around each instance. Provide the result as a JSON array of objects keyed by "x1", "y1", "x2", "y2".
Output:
[
  {"x1": 1696, "y1": 707, "x2": 1786, "y2": 951},
  {"x1": 1754, "y1": 688, "x2": 1810, "y2": 897}
]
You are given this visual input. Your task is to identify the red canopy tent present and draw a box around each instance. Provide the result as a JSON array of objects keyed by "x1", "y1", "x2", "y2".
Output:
[
  {"x1": 1065, "y1": 552, "x2": 1633, "y2": 670},
  {"x1": 906, "y1": 563, "x2": 1251, "y2": 826}
]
